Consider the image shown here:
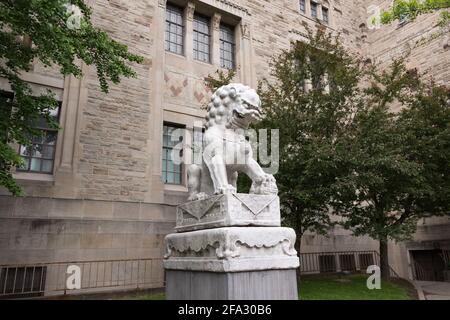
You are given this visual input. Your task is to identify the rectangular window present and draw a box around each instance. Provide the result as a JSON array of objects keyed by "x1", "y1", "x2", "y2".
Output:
[
  {"x1": 18, "y1": 105, "x2": 60, "y2": 174},
  {"x1": 311, "y1": 1, "x2": 318, "y2": 18},
  {"x1": 0, "y1": 266, "x2": 47, "y2": 298},
  {"x1": 299, "y1": 0, "x2": 306, "y2": 13},
  {"x1": 322, "y1": 7, "x2": 329, "y2": 24},
  {"x1": 219, "y1": 24, "x2": 235, "y2": 69},
  {"x1": 162, "y1": 123, "x2": 184, "y2": 184},
  {"x1": 165, "y1": 4, "x2": 184, "y2": 55},
  {"x1": 193, "y1": 14, "x2": 211, "y2": 63}
]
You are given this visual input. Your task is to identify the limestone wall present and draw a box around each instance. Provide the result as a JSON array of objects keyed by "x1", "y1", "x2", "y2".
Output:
[{"x1": 363, "y1": 0, "x2": 450, "y2": 84}]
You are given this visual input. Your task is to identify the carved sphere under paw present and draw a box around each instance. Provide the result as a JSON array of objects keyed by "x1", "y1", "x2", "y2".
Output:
[{"x1": 250, "y1": 174, "x2": 278, "y2": 196}]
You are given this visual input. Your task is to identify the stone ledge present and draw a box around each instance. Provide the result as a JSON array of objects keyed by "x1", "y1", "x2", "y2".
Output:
[{"x1": 164, "y1": 256, "x2": 300, "y2": 273}]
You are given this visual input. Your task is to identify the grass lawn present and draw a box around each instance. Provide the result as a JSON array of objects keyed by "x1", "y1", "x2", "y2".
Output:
[
  {"x1": 113, "y1": 274, "x2": 417, "y2": 300},
  {"x1": 117, "y1": 292, "x2": 165, "y2": 300},
  {"x1": 299, "y1": 274, "x2": 416, "y2": 300}
]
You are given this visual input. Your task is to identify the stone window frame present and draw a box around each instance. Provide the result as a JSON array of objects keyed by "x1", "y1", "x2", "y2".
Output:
[
  {"x1": 1, "y1": 64, "x2": 67, "y2": 184},
  {"x1": 161, "y1": 0, "x2": 247, "y2": 72},
  {"x1": 0, "y1": 89, "x2": 62, "y2": 176},
  {"x1": 288, "y1": 39, "x2": 331, "y2": 94},
  {"x1": 296, "y1": 0, "x2": 334, "y2": 28},
  {"x1": 16, "y1": 104, "x2": 61, "y2": 175}
]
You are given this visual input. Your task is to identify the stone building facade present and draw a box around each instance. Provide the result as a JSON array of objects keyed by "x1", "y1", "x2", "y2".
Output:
[{"x1": 0, "y1": 0, "x2": 449, "y2": 296}]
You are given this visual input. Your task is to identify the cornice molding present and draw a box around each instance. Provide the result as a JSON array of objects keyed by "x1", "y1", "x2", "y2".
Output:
[{"x1": 199, "y1": 0, "x2": 250, "y2": 18}]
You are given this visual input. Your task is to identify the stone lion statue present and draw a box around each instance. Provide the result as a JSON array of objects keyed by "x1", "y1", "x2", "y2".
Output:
[{"x1": 187, "y1": 83, "x2": 278, "y2": 201}]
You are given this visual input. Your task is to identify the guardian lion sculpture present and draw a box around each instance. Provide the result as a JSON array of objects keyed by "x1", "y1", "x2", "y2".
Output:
[{"x1": 187, "y1": 83, "x2": 278, "y2": 201}]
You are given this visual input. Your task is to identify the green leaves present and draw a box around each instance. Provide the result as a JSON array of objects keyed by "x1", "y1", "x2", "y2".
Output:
[
  {"x1": 381, "y1": 0, "x2": 450, "y2": 27},
  {"x1": 261, "y1": 28, "x2": 450, "y2": 250},
  {"x1": 0, "y1": 0, "x2": 143, "y2": 195},
  {"x1": 258, "y1": 29, "x2": 362, "y2": 241},
  {"x1": 333, "y1": 58, "x2": 450, "y2": 243},
  {"x1": 204, "y1": 69, "x2": 236, "y2": 92}
]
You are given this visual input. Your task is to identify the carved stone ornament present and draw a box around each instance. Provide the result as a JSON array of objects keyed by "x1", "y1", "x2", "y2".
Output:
[
  {"x1": 187, "y1": 84, "x2": 277, "y2": 202},
  {"x1": 186, "y1": 2, "x2": 195, "y2": 21},
  {"x1": 176, "y1": 193, "x2": 280, "y2": 232},
  {"x1": 240, "y1": 23, "x2": 250, "y2": 39},
  {"x1": 164, "y1": 227, "x2": 299, "y2": 272},
  {"x1": 163, "y1": 83, "x2": 300, "y2": 278},
  {"x1": 212, "y1": 13, "x2": 221, "y2": 30}
]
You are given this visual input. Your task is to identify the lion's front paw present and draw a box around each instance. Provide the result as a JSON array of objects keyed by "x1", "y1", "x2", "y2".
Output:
[
  {"x1": 250, "y1": 174, "x2": 278, "y2": 195},
  {"x1": 217, "y1": 185, "x2": 237, "y2": 195},
  {"x1": 188, "y1": 192, "x2": 209, "y2": 201}
]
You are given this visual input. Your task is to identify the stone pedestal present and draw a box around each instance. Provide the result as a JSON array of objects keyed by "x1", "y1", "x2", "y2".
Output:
[
  {"x1": 166, "y1": 270, "x2": 298, "y2": 300},
  {"x1": 164, "y1": 194, "x2": 300, "y2": 300}
]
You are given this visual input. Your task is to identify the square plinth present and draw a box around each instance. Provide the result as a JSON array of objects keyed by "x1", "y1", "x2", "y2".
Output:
[
  {"x1": 166, "y1": 269, "x2": 299, "y2": 300},
  {"x1": 175, "y1": 194, "x2": 280, "y2": 232},
  {"x1": 164, "y1": 227, "x2": 299, "y2": 273}
]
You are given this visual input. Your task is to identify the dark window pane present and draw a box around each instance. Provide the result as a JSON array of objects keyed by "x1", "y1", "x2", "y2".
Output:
[
  {"x1": 30, "y1": 158, "x2": 42, "y2": 171},
  {"x1": 41, "y1": 160, "x2": 53, "y2": 173},
  {"x1": 299, "y1": 0, "x2": 306, "y2": 13},
  {"x1": 41, "y1": 145, "x2": 54, "y2": 159},
  {"x1": 20, "y1": 158, "x2": 30, "y2": 171},
  {"x1": 162, "y1": 123, "x2": 184, "y2": 184},
  {"x1": 220, "y1": 24, "x2": 235, "y2": 69},
  {"x1": 311, "y1": 2, "x2": 318, "y2": 18},
  {"x1": 165, "y1": 4, "x2": 184, "y2": 55},
  {"x1": 17, "y1": 105, "x2": 60, "y2": 174},
  {"x1": 322, "y1": 7, "x2": 329, "y2": 24},
  {"x1": 193, "y1": 14, "x2": 211, "y2": 63}
]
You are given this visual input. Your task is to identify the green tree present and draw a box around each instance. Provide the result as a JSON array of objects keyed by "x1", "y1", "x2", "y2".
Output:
[
  {"x1": 332, "y1": 60, "x2": 450, "y2": 279},
  {"x1": 258, "y1": 28, "x2": 364, "y2": 279},
  {"x1": 0, "y1": 0, "x2": 143, "y2": 195},
  {"x1": 204, "y1": 68, "x2": 236, "y2": 92}
]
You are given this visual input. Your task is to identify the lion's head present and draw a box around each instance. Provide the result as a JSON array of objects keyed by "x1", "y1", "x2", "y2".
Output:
[{"x1": 205, "y1": 83, "x2": 262, "y2": 130}]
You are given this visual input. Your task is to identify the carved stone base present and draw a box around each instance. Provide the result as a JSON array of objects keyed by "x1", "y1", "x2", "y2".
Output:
[
  {"x1": 176, "y1": 194, "x2": 280, "y2": 232},
  {"x1": 164, "y1": 195, "x2": 300, "y2": 300},
  {"x1": 164, "y1": 227, "x2": 299, "y2": 272},
  {"x1": 166, "y1": 269, "x2": 298, "y2": 300}
]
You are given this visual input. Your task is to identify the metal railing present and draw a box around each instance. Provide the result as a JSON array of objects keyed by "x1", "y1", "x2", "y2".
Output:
[
  {"x1": 1, "y1": 251, "x2": 403, "y2": 299},
  {"x1": 300, "y1": 250, "x2": 400, "y2": 278},
  {"x1": 411, "y1": 259, "x2": 432, "y2": 281},
  {"x1": 0, "y1": 258, "x2": 164, "y2": 299}
]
